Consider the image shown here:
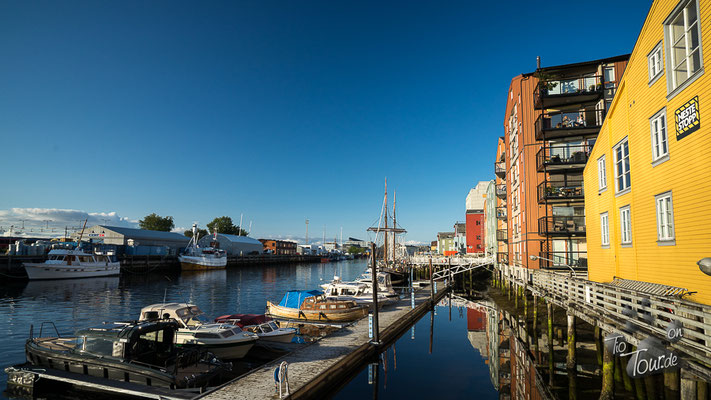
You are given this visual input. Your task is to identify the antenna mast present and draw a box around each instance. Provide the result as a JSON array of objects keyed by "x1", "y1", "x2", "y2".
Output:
[{"x1": 383, "y1": 178, "x2": 388, "y2": 266}]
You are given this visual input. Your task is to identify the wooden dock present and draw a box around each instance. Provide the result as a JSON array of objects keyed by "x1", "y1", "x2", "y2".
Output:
[{"x1": 198, "y1": 281, "x2": 449, "y2": 400}]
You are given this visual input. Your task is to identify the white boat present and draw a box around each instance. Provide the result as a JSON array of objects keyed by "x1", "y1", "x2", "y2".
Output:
[
  {"x1": 139, "y1": 303, "x2": 258, "y2": 360},
  {"x1": 179, "y1": 224, "x2": 227, "y2": 271},
  {"x1": 321, "y1": 276, "x2": 395, "y2": 306},
  {"x1": 214, "y1": 314, "x2": 297, "y2": 351},
  {"x1": 356, "y1": 272, "x2": 400, "y2": 299},
  {"x1": 23, "y1": 249, "x2": 120, "y2": 280}
]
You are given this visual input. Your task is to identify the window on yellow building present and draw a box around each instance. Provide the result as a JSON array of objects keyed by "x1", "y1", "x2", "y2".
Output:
[
  {"x1": 597, "y1": 155, "x2": 607, "y2": 191},
  {"x1": 655, "y1": 192, "x2": 675, "y2": 243},
  {"x1": 614, "y1": 138, "x2": 631, "y2": 193},
  {"x1": 600, "y1": 212, "x2": 610, "y2": 246},
  {"x1": 650, "y1": 108, "x2": 669, "y2": 164},
  {"x1": 664, "y1": 0, "x2": 703, "y2": 95},
  {"x1": 648, "y1": 41, "x2": 664, "y2": 84},
  {"x1": 620, "y1": 205, "x2": 632, "y2": 245}
]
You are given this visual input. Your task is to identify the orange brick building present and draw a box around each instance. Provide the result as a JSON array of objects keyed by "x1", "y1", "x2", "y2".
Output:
[{"x1": 258, "y1": 239, "x2": 297, "y2": 255}]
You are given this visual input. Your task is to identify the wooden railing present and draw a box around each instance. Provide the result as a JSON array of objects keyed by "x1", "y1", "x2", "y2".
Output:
[{"x1": 521, "y1": 269, "x2": 711, "y2": 379}]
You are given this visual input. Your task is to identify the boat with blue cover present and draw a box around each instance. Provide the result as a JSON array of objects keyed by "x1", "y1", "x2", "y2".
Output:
[{"x1": 266, "y1": 290, "x2": 368, "y2": 322}]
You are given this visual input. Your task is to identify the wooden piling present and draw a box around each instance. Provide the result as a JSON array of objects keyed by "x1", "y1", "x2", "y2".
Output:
[
  {"x1": 566, "y1": 312, "x2": 577, "y2": 400},
  {"x1": 614, "y1": 355, "x2": 623, "y2": 384},
  {"x1": 600, "y1": 332, "x2": 615, "y2": 400},
  {"x1": 698, "y1": 380, "x2": 708, "y2": 400},
  {"x1": 622, "y1": 354, "x2": 634, "y2": 392},
  {"x1": 533, "y1": 295, "x2": 539, "y2": 357},
  {"x1": 664, "y1": 370, "x2": 680, "y2": 400},
  {"x1": 595, "y1": 325, "x2": 603, "y2": 367},
  {"x1": 644, "y1": 374, "x2": 658, "y2": 400},
  {"x1": 547, "y1": 301, "x2": 554, "y2": 387},
  {"x1": 680, "y1": 371, "x2": 696, "y2": 400}
]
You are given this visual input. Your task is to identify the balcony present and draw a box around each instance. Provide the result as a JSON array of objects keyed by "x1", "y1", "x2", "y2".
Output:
[
  {"x1": 534, "y1": 75, "x2": 603, "y2": 109},
  {"x1": 497, "y1": 252, "x2": 509, "y2": 265},
  {"x1": 538, "y1": 216, "x2": 586, "y2": 236},
  {"x1": 537, "y1": 179, "x2": 584, "y2": 204},
  {"x1": 495, "y1": 161, "x2": 506, "y2": 178},
  {"x1": 496, "y1": 184, "x2": 507, "y2": 199},
  {"x1": 496, "y1": 229, "x2": 508, "y2": 242},
  {"x1": 535, "y1": 108, "x2": 603, "y2": 140},
  {"x1": 536, "y1": 145, "x2": 590, "y2": 173},
  {"x1": 538, "y1": 251, "x2": 587, "y2": 269},
  {"x1": 496, "y1": 206, "x2": 507, "y2": 221}
]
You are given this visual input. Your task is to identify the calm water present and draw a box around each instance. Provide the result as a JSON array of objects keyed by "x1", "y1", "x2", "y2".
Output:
[
  {"x1": 0, "y1": 260, "x2": 369, "y2": 397},
  {"x1": 332, "y1": 304, "x2": 499, "y2": 399}
]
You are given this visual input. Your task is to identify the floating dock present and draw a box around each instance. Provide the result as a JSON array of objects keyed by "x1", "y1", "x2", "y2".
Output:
[{"x1": 199, "y1": 281, "x2": 450, "y2": 400}]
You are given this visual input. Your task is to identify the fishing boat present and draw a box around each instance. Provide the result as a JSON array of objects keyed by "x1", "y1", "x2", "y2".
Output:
[
  {"x1": 139, "y1": 303, "x2": 258, "y2": 359},
  {"x1": 22, "y1": 220, "x2": 120, "y2": 280},
  {"x1": 21, "y1": 320, "x2": 229, "y2": 390},
  {"x1": 266, "y1": 290, "x2": 368, "y2": 322},
  {"x1": 179, "y1": 224, "x2": 227, "y2": 271},
  {"x1": 214, "y1": 314, "x2": 296, "y2": 345},
  {"x1": 320, "y1": 277, "x2": 395, "y2": 306}
]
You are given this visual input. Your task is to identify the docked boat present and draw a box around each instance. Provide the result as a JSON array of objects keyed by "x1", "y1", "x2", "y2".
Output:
[
  {"x1": 23, "y1": 249, "x2": 120, "y2": 280},
  {"x1": 23, "y1": 320, "x2": 229, "y2": 390},
  {"x1": 179, "y1": 224, "x2": 227, "y2": 271},
  {"x1": 320, "y1": 277, "x2": 395, "y2": 306},
  {"x1": 356, "y1": 271, "x2": 400, "y2": 299},
  {"x1": 214, "y1": 314, "x2": 296, "y2": 344},
  {"x1": 266, "y1": 290, "x2": 369, "y2": 322},
  {"x1": 139, "y1": 303, "x2": 258, "y2": 359}
]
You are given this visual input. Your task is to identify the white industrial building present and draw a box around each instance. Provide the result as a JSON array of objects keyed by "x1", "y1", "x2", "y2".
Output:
[
  {"x1": 198, "y1": 233, "x2": 263, "y2": 256},
  {"x1": 74, "y1": 225, "x2": 190, "y2": 252}
]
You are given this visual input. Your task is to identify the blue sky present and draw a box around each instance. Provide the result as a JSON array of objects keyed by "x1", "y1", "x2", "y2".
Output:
[{"x1": 0, "y1": 0, "x2": 650, "y2": 243}]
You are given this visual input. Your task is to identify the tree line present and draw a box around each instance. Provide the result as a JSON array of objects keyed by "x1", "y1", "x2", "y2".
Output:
[{"x1": 138, "y1": 213, "x2": 248, "y2": 237}]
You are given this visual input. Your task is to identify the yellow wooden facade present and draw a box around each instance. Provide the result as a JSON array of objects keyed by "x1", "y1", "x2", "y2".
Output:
[{"x1": 584, "y1": 0, "x2": 711, "y2": 305}]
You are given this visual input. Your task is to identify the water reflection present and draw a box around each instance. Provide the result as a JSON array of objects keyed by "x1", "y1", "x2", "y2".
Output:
[{"x1": 0, "y1": 260, "x2": 369, "y2": 397}]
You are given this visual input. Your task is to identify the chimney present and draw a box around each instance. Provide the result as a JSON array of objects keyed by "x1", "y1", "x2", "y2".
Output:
[{"x1": 536, "y1": 56, "x2": 541, "y2": 70}]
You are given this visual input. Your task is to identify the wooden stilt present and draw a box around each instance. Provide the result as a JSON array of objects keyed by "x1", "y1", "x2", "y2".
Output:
[
  {"x1": 600, "y1": 332, "x2": 615, "y2": 400},
  {"x1": 698, "y1": 380, "x2": 708, "y2": 400},
  {"x1": 567, "y1": 312, "x2": 577, "y2": 400},
  {"x1": 548, "y1": 301, "x2": 554, "y2": 387},
  {"x1": 664, "y1": 370, "x2": 679, "y2": 400}
]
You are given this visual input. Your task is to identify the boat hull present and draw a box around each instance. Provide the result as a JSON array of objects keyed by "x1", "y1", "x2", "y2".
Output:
[
  {"x1": 179, "y1": 255, "x2": 227, "y2": 271},
  {"x1": 266, "y1": 301, "x2": 368, "y2": 322},
  {"x1": 23, "y1": 263, "x2": 120, "y2": 280},
  {"x1": 177, "y1": 339, "x2": 256, "y2": 360}
]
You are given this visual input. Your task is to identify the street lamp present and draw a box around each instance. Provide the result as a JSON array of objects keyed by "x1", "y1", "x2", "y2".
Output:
[
  {"x1": 529, "y1": 255, "x2": 577, "y2": 278},
  {"x1": 698, "y1": 258, "x2": 711, "y2": 276}
]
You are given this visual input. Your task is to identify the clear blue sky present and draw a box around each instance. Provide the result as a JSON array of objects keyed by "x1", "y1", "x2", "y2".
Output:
[{"x1": 0, "y1": 0, "x2": 650, "y2": 243}]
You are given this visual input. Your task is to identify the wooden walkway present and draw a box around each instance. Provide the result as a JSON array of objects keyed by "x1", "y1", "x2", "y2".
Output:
[{"x1": 199, "y1": 282, "x2": 447, "y2": 400}]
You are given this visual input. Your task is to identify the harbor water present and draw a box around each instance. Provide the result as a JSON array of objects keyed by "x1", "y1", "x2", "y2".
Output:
[{"x1": 0, "y1": 261, "x2": 658, "y2": 399}]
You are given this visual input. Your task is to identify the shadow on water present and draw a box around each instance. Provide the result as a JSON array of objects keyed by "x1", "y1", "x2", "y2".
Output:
[
  {"x1": 0, "y1": 260, "x2": 370, "y2": 399},
  {"x1": 330, "y1": 269, "x2": 684, "y2": 400}
]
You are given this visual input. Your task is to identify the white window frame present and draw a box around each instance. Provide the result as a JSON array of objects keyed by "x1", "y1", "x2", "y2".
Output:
[
  {"x1": 664, "y1": 0, "x2": 704, "y2": 98},
  {"x1": 600, "y1": 212, "x2": 610, "y2": 246},
  {"x1": 597, "y1": 155, "x2": 607, "y2": 192},
  {"x1": 650, "y1": 108, "x2": 670, "y2": 164},
  {"x1": 614, "y1": 138, "x2": 631, "y2": 194},
  {"x1": 620, "y1": 205, "x2": 632, "y2": 245},
  {"x1": 655, "y1": 191, "x2": 676, "y2": 243},
  {"x1": 604, "y1": 66, "x2": 616, "y2": 89},
  {"x1": 648, "y1": 41, "x2": 664, "y2": 85}
]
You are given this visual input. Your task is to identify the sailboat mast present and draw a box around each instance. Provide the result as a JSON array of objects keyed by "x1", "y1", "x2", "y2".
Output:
[
  {"x1": 383, "y1": 178, "x2": 388, "y2": 266},
  {"x1": 393, "y1": 190, "x2": 396, "y2": 263}
]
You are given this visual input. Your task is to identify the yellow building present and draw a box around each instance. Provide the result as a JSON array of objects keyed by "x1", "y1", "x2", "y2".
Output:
[{"x1": 584, "y1": 0, "x2": 711, "y2": 305}]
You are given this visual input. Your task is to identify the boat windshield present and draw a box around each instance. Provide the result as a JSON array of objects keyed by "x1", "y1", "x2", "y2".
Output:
[
  {"x1": 260, "y1": 323, "x2": 273, "y2": 333},
  {"x1": 267, "y1": 321, "x2": 279, "y2": 331},
  {"x1": 185, "y1": 313, "x2": 211, "y2": 327}
]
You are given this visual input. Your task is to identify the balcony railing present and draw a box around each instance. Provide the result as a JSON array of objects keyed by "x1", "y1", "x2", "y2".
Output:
[
  {"x1": 496, "y1": 206, "x2": 507, "y2": 220},
  {"x1": 538, "y1": 251, "x2": 587, "y2": 269},
  {"x1": 497, "y1": 252, "x2": 509, "y2": 265},
  {"x1": 496, "y1": 229, "x2": 508, "y2": 242},
  {"x1": 534, "y1": 74, "x2": 603, "y2": 109},
  {"x1": 536, "y1": 145, "x2": 590, "y2": 172},
  {"x1": 538, "y1": 216, "x2": 586, "y2": 236},
  {"x1": 534, "y1": 108, "x2": 604, "y2": 140},
  {"x1": 496, "y1": 184, "x2": 507, "y2": 199},
  {"x1": 495, "y1": 161, "x2": 506, "y2": 178},
  {"x1": 537, "y1": 179, "x2": 584, "y2": 203}
]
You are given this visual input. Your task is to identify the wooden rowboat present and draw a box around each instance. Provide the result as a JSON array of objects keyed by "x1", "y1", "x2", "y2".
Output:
[{"x1": 267, "y1": 290, "x2": 368, "y2": 322}]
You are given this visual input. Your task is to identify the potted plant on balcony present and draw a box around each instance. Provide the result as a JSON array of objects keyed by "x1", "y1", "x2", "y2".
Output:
[{"x1": 535, "y1": 71, "x2": 558, "y2": 94}]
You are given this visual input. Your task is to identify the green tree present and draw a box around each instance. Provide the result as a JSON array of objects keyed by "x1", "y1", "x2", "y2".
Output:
[
  {"x1": 347, "y1": 246, "x2": 365, "y2": 255},
  {"x1": 206, "y1": 216, "x2": 248, "y2": 236},
  {"x1": 184, "y1": 228, "x2": 208, "y2": 238},
  {"x1": 138, "y1": 213, "x2": 174, "y2": 232}
]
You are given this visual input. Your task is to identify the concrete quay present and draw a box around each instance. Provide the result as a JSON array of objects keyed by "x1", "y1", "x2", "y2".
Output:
[{"x1": 199, "y1": 281, "x2": 449, "y2": 400}]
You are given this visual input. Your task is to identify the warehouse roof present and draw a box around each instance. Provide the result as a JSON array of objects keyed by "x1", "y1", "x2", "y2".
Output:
[
  {"x1": 202, "y1": 233, "x2": 262, "y2": 245},
  {"x1": 92, "y1": 226, "x2": 189, "y2": 242}
]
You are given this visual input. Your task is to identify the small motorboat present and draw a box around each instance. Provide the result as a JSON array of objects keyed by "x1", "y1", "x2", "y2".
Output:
[
  {"x1": 22, "y1": 320, "x2": 229, "y2": 390},
  {"x1": 139, "y1": 303, "x2": 258, "y2": 360},
  {"x1": 320, "y1": 277, "x2": 394, "y2": 306},
  {"x1": 214, "y1": 314, "x2": 296, "y2": 344},
  {"x1": 266, "y1": 290, "x2": 368, "y2": 322},
  {"x1": 356, "y1": 272, "x2": 400, "y2": 299},
  {"x1": 23, "y1": 249, "x2": 120, "y2": 280}
]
